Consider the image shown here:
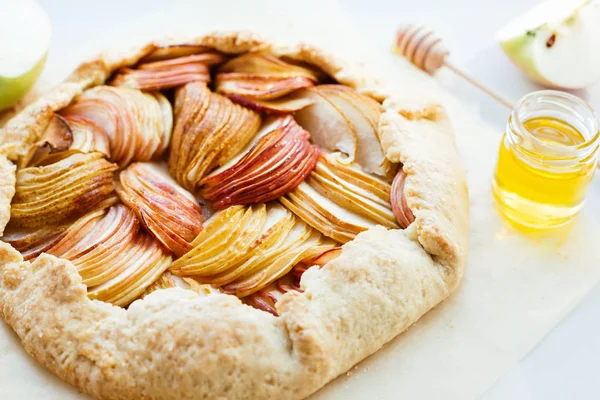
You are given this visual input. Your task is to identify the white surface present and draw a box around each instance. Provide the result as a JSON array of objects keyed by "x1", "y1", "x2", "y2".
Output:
[{"x1": 1, "y1": 1, "x2": 599, "y2": 399}]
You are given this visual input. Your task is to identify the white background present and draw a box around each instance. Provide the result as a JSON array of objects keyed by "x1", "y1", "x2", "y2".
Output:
[{"x1": 24, "y1": 0, "x2": 600, "y2": 398}]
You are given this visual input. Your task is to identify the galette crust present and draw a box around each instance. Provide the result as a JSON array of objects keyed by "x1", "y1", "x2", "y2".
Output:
[{"x1": 0, "y1": 31, "x2": 468, "y2": 400}]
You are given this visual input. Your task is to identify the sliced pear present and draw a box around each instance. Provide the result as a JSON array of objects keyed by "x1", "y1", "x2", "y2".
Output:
[
  {"x1": 8, "y1": 152, "x2": 118, "y2": 229},
  {"x1": 320, "y1": 152, "x2": 392, "y2": 198},
  {"x1": 140, "y1": 271, "x2": 220, "y2": 299},
  {"x1": 280, "y1": 181, "x2": 377, "y2": 243},
  {"x1": 310, "y1": 158, "x2": 398, "y2": 228},
  {"x1": 226, "y1": 92, "x2": 314, "y2": 114},
  {"x1": 19, "y1": 114, "x2": 73, "y2": 167},
  {"x1": 168, "y1": 83, "x2": 261, "y2": 189},
  {"x1": 390, "y1": 168, "x2": 415, "y2": 229},
  {"x1": 294, "y1": 87, "x2": 358, "y2": 163},
  {"x1": 219, "y1": 52, "x2": 320, "y2": 81},
  {"x1": 198, "y1": 203, "x2": 295, "y2": 285},
  {"x1": 111, "y1": 53, "x2": 226, "y2": 91},
  {"x1": 497, "y1": 0, "x2": 600, "y2": 89},
  {"x1": 216, "y1": 74, "x2": 315, "y2": 100}
]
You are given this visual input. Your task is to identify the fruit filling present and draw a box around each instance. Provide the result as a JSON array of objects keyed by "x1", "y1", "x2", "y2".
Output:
[{"x1": 2, "y1": 46, "x2": 416, "y2": 314}]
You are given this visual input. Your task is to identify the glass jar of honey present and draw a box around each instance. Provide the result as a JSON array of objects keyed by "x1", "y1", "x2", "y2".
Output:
[{"x1": 493, "y1": 90, "x2": 600, "y2": 229}]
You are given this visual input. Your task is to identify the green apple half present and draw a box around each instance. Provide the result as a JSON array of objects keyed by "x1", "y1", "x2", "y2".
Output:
[
  {"x1": 497, "y1": 0, "x2": 600, "y2": 89},
  {"x1": 0, "y1": 0, "x2": 51, "y2": 111}
]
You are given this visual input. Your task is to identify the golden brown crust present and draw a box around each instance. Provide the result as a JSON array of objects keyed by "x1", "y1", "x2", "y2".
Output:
[{"x1": 0, "y1": 31, "x2": 468, "y2": 399}]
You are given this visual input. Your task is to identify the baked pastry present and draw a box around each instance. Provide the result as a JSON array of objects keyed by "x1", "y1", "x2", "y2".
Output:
[{"x1": 0, "y1": 31, "x2": 468, "y2": 399}]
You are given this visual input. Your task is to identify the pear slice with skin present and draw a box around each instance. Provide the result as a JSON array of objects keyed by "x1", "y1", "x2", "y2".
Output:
[
  {"x1": 280, "y1": 182, "x2": 376, "y2": 243},
  {"x1": 199, "y1": 204, "x2": 295, "y2": 286},
  {"x1": 310, "y1": 168, "x2": 398, "y2": 229},
  {"x1": 321, "y1": 152, "x2": 392, "y2": 198},
  {"x1": 316, "y1": 85, "x2": 388, "y2": 176},
  {"x1": 226, "y1": 92, "x2": 314, "y2": 114},
  {"x1": 170, "y1": 205, "x2": 246, "y2": 273},
  {"x1": 171, "y1": 205, "x2": 261, "y2": 275},
  {"x1": 294, "y1": 87, "x2": 358, "y2": 164},
  {"x1": 222, "y1": 223, "x2": 334, "y2": 298},
  {"x1": 220, "y1": 218, "x2": 313, "y2": 295}
]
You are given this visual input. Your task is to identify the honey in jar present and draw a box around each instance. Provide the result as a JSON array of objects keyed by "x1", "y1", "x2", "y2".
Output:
[{"x1": 493, "y1": 90, "x2": 600, "y2": 229}]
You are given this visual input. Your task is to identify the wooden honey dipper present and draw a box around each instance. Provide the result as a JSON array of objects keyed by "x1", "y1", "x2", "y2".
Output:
[{"x1": 394, "y1": 25, "x2": 514, "y2": 109}]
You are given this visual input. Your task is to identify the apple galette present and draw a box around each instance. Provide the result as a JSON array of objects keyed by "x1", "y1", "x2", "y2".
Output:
[{"x1": 0, "y1": 32, "x2": 468, "y2": 399}]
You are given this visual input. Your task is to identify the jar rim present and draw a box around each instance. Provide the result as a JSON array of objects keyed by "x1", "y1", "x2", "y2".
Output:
[{"x1": 510, "y1": 90, "x2": 600, "y2": 155}]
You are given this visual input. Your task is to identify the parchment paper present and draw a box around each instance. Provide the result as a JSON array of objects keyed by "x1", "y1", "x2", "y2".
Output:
[{"x1": 1, "y1": 1, "x2": 599, "y2": 399}]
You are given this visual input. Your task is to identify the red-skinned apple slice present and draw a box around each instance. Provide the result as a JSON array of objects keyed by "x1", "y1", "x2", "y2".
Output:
[
  {"x1": 216, "y1": 74, "x2": 314, "y2": 100},
  {"x1": 219, "y1": 52, "x2": 320, "y2": 80},
  {"x1": 61, "y1": 86, "x2": 172, "y2": 167},
  {"x1": 199, "y1": 116, "x2": 319, "y2": 209},
  {"x1": 317, "y1": 85, "x2": 389, "y2": 176},
  {"x1": 215, "y1": 52, "x2": 319, "y2": 100},
  {"x1": 117, "y1": 162, "x2": 205, "y2": 257},
  {"x1": 111, "y1": 53, "x2": 226, "y2": 91},
  {"x1": 390, "y1": 168, "x2": 415, "y2": 228},
  {"x1": 63, "y1": 115, "x2": 111, "y2": 157},
  {"x1": 225, "y1": 92, "x2": 314, "y2": 114}
]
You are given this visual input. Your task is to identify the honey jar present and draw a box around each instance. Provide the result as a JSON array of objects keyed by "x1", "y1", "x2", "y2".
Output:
[{"x1": 493, "y1": 90, "x2": 600, "y2": 229}]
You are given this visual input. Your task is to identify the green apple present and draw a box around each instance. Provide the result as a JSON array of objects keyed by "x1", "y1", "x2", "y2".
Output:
[
  {"x1": 0, "y1": 0, "x2": 51, "y2": 111},
  {"x1": 497, "y1": 0, "x2": 600, "y2": 89}
]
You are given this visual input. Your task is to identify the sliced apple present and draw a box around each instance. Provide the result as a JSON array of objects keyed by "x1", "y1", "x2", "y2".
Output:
[
  {"x1": 390, "y1": 168, "x2": 415, "y2": 229},
  {"x1": 61, "y1": 86, "x2": 172, "y2": 167},
  {"x1": 168, "y1": 82, "x2": 261, "y2": 190},
  {"x1": 216, "y1": 74, "x2": 315, "y2": 100},
  {"x1": 320, "y1": 152, "x2": 392, "y2": 199},
  {"x1": 497, "y1": 0, "x2": 600, "y2": 89},
  {"x1": 293, "y1": 87, "x2": 357, "y2": 163},
  {"x1": 64, "y1": 115, "x2": 111, "y2": 158},
  {"x1": 87, "y1": 231, "x2": 172, "y2": 307},
  {"x1": 199, "y1": 116, "x2": 319, "y2": 209},
  {"x1": 111, "y1": 53, "x2": 226, "y2": 91},
  {"x1": 215, "y1": 52, "x2": 319, "y2": 101},
  {"x1": 294, "y1": 85, "x2": 389, "y2": 176},
  {"x1": 225, "y1": 92, "x2": 314, "y2": 114},
  {"x1": 280, "y1": 181, "x2": 377, "y2": 243},
  {"x1": 141, "y1": 44, "x2": 213, "y2": 63},
  {"x1": 117, "y1": 162, "x2": 205, "y2": 257},
  {"x1": 8, "y1": 152, "x2": 118, "y2": 229},
  {"x1": 311, "y1": 157, "x2": 398, "y2": 228}
]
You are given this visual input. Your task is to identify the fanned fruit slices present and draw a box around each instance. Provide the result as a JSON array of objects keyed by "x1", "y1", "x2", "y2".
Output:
[
  {"x1": 168, "y1": 82, "x2": 262, "y2": 190},
  {"x1": 111, "y1": 52, "x2": 226, "y2": 91},
  {"x1": 7, "y1": 152, "x2": 118, "y2": 229},
  {"x1": 3, "y1": 46, "x2": 416, "y2": 314},
  {"x1": 199, "y1": 116, "x2": 320, "y2": 209},
  {"x1": 117, "y1": 162, "x2": 205, "y2": 257},
  {"x1": 61, "y1": 86, "x2": 172, "y2": 166},
  {"x1": 170, "y1": 203, "x2": 336, "y2": 298},
  {"x1": 45, "y1": 204, "x2": 172, "y2": 307},
  {"x1": 280, "y1": 152, "x2": 397, "y2": 243},
  {"x1": 216, "y1": 52, "x2": 323, "y2": 113}
]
